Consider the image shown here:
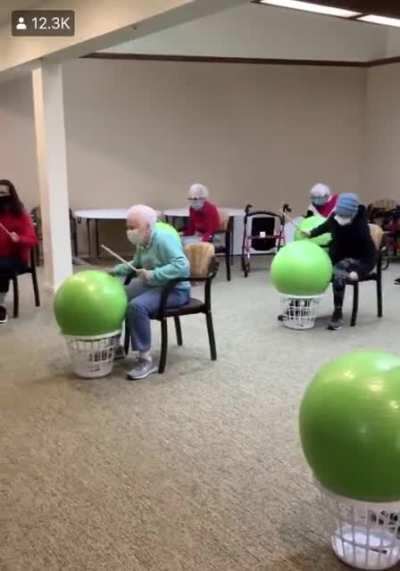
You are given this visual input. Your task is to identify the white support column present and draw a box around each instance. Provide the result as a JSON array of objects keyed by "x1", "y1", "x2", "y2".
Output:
[{"x1": 32, "y1": 62, "x2": 72, "y2": 292}]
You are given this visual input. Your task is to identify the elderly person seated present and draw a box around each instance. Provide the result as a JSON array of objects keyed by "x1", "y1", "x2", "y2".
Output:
[
  {"x1": 305, "y1": 193, "x2": 377, "y2": 331},
  {"x1": 111, "y1": 205, "x2": 190, "y2": 380},
  {"x1": 182, "y1": 183, "x2": 220, "y2": 245},
  {"x1": 306, "y1": 183, "x2": 338, "y2": 218}
]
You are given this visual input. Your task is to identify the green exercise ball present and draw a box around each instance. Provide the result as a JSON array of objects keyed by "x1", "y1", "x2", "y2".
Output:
[
  {"x1": 295, "y1": 215, "x2": 331, "y2": 247},
  {"x1": 271, "y1": 240, "x2": 332, "y2": 296},
  {"x1": 54, "y1": 270, "x2": 127, "y2": 336},
  {"x1": 300, "y1": 351, "x2": 400, "y2": 501},
  {"x1": 156, "y1": 221, "x2": 180, "y2": 241}
]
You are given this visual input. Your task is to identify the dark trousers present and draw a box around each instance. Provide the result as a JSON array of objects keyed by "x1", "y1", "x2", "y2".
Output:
[
  {"x1": 332, "y1": 258, "x2": 371, "y2": 309},
  {"x1": 0, "y1": 258, "x2": 27, "y2": 293}
]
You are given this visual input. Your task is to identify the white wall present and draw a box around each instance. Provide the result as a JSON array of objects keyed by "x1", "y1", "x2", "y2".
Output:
[
  {"x1": 385, "y1": 29, "x2": 400, "y2": 58},
  {"x1": 0, "y1": 76, "x2": 38, "y2": 209},
  {"x1": 105, "y1": 3, "x2": 388, "y2": 62},
  {"x1": 365, "y1": 63, "x2": 400, "y2": 202},
  {"x1": 0, "y1": 57, "x2": 386, "y2": 255},
  {"x1": 61, "y1": 59, "x2": 367, "y2": 215}
]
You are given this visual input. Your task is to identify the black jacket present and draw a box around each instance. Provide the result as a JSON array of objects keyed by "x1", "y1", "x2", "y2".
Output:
[{"x1": 309, "y1": 205, "x2": 377, "y2": 274}]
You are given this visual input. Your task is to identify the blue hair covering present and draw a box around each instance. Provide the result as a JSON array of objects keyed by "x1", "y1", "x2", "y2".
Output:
[{"x1": 336, "y1": 193, "x2": 359, "y2": 218}]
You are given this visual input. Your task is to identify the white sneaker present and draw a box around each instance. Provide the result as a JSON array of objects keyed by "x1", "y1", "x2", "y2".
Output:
[{"x1": 126, "y1": 358, "x2": 157, "y2": 381}]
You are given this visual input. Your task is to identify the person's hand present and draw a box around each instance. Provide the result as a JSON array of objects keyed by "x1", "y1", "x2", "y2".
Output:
[
  {"x1": 136, "y1": 268, "x2": 153, "y2": 282},
  {"x1": 9, "y1": 232, "x2": 20, "y2": 243}
]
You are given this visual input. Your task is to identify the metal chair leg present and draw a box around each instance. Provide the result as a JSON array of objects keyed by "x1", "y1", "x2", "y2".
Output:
[
  {"x1": 225, "y1": 251, "x2": 231, "y2": 281},
  {"x1": 351, "y1": 283, "x2": 359, "y2": 327},
  {"x1": 206, "y1": 312, "x2": 217, "y2": 360},
  {"x1": 123, "y1": 319, "x2": 130, "y2": 355},
  {"x1": 159, "y1": 319, "x2": 168, "y2": 373},
  {"x1": 377, "y1": 276, "x2": 383, "y2": 318},
  {"x1": 12, "y1": 277, "x2": 19, "y2": 318},
  {"x1": 226, "y1": 232, "x2": 232, "y2": 281},
  {"x1": 174, "y1": 316, "x2": 183, "y2": 346},
  {"x1": 32, "y1": 271, "x2": 40, "y2": 307}
]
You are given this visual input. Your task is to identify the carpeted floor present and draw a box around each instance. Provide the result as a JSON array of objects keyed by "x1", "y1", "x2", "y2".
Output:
[{"x1": 2, "y1": 258, "x2": 400, "y2": 571}]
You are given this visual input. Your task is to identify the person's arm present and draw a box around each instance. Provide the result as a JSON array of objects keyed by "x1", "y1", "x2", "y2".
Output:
[
  {"x1": 309, "y1": 218, "x2": 331, "y2": 238},
  {"x1": 306, "y1": 203, "x2": 319, "y2": 218},
  {"x1": 16, "y1": 212, "x2": 38, "y2": 247},
  {"x1": 201, "y1": 204, "x2": 220, "y2": 242},
  {"x1": 112, "y1": 249, "x2": 141, "y2": 277},
  {"x1": 150, "y1": 236, "x2": 190, "y2": 286}
]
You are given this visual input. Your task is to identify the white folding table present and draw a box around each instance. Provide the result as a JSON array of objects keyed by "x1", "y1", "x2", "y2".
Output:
[{"x1": 74, "y1": 209, "x2": 129, "y2": 258}]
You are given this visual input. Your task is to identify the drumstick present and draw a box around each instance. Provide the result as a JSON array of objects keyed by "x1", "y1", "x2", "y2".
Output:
[
  {"x1": 0, "y1": 222, "x2": 12, "y2": 237},
  {"x1": 101, "y1": 244, "x2": 137, "y2": 272}
]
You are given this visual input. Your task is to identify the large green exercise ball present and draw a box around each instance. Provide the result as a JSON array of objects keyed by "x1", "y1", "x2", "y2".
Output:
[
  {"x1": 271, "y1": 241, "x2": 332, "y2": 296},
  {"x1": 156, "y1": 221, "x2": 180, "y2": 241},
  {"x1": 300, "y1": 351, "x2": 400, "y2": 501},
  {"x1": 295, "y1": 215, "x2": 332, "y2": 247},
  {"x1": 54, "y1": 270, "x2": 128, "y2": 336}
]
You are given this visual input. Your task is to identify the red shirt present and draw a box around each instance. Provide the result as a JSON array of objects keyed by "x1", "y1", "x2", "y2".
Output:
[
  {"x1": 0, "y1": 210, "x2": 38, "y2": 264},
  {"x1": 184, "y1": 201, "x2": 221, "y2": 242}
]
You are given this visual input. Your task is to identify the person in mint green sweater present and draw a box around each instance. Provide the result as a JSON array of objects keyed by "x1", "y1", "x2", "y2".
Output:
[{"x1": 112, "y1": 205, "x2": 190, "y2": 380}]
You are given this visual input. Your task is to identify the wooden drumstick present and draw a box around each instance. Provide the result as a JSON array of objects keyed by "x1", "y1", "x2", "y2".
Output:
[{"x1": 101, "y1": 244, "x2": 137, "y2": 272}]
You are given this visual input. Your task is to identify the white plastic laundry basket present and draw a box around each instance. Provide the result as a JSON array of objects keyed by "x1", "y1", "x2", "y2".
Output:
[
  {"x1": 280, "y1": 295, "x2": 321, "y2": 330},
  {"x1": 64, "y1": 330, "x2": 121, "y2": 378},
  {"x1": 320, "y1": 486, "x2": 400, "y2": 570}
]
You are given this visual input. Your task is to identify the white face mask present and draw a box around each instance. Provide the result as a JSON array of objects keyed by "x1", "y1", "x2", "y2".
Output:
[
  {"x1": 0, "y1": 186, "x2": 10, "y2": 198},
  {"x1": 312, "y1": 196, "x2": 329, "y2": 206},
  {"x1": 335, "y1": 215, "x2": 352, "y2": 226},
  {"x1": 126, "y1": 229, "x2": 141, "y2": 245},
  {"x1": 190, "y1": 198, "x2": 205, "y2": 211}
]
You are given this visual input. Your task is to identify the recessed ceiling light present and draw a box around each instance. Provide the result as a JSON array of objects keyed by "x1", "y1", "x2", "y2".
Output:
[
  {"x1": 258, "y1": 0, "x2": 360, "y2": 18},
  {"x1": 358, "y1": 14, "x2": 400, "y2": 28}
]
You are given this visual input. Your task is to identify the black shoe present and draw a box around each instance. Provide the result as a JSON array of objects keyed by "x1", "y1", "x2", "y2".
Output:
[
  {"x1": 0, "y1": 305, "x2": 8, "y2": 324},
  {"x1": 327, "y1": 308, "x2": 343, "y2": 331},
  {"x1": 114, "y1": 345, "x2": 126, "y2": 361},
  {"x1": 395, "y1": 278, "x2": 400, "y2": 285}
]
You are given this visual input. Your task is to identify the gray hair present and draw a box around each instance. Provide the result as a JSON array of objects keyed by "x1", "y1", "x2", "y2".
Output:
[
  {"x1": 188, "y1": 183, "x2": 209, "y2": 200},
  {"x1": 127, "y1": 204, "x2": 158, "y2": 229}
]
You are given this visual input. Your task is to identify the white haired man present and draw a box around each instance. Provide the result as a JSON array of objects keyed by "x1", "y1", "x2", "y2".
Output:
[
  {"x1": 182, "y1": 183, "x2": 220, "y2": 245},
  {"x1": 111, "y1": 205, "x2": 190, "y2": 380}
]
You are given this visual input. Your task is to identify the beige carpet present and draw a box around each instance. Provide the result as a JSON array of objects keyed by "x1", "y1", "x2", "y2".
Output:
[{"x1": 2, "y1": 259, "x2": 400, "y2": 570}]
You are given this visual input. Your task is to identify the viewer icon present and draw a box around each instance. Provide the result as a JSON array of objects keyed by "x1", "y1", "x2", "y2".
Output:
[{"x1": 16, "y1": 17, "x2": 27, "y2": 31}]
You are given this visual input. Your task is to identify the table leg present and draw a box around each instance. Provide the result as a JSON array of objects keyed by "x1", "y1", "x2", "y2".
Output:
[
  {"x1": 95, "y1": 219, "x2": 100, "y2": 258},
  {"x1": 231, "y1": 217, "x2": 235, "y2": 264},
  {"x1": 86, "y1": 219, "x2": 92, "y2": 259}
]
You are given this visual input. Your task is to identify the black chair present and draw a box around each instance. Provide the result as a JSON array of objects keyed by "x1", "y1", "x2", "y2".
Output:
[
  {"x1": 347, "y1": 224, "x2": 383, "y2": 327},
  {"x1": 124, "y1": 243, "x2": 219, "y2": 374},
  {"x1": 213, "y1": 210, "x2": 233, "y2": 281},
  {"x1": 0, "y1": 249, "x2": 40, "y2": 318}
]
